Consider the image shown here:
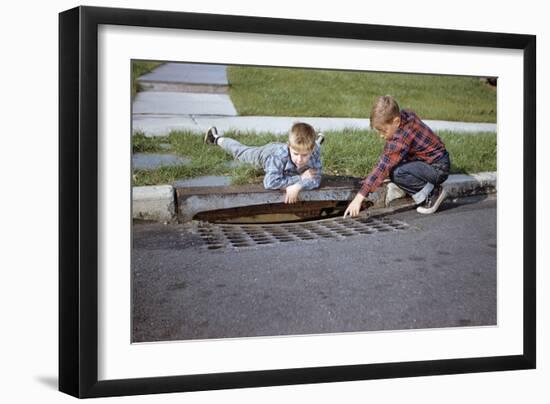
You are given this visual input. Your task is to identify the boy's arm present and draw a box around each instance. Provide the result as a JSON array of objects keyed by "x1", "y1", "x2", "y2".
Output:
[
  {"x1": 263, "y1": 155, "x2": 301, "y2": 190},
  {"x1": 358, "y1": 134, "x2": 411, "y2": 197},
  {"x1": 346, "y1": 140, "x2": 408, "y2": 217},
  {"x1": 299, "y1": 147, "x2": 322, "y2": 190}
]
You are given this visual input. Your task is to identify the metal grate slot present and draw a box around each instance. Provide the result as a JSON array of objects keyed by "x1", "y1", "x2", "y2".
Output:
[{"x1": 197, "y1": 215, "x2": 409, "y2": 250}]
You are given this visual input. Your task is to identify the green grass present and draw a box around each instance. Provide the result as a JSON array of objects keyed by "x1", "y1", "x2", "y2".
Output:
[
  {"x1": 133, "y1": 132, "x2": 164, "y2": 153},
  {"x1": 133, "y1": 130, "x2": 273, "y2": 186},
  {"x1": 227, "y1": 67, "x2": 496, "y2": 123},
  {"x1": 132, "y1": 60, "x2": 163, "y2": 97},
  {"x1": 132, "y1": 130, "x2": 496, "y2": 186},
  {"x1": 321, "y1": 130, "x2": 496, "y2": 176}
]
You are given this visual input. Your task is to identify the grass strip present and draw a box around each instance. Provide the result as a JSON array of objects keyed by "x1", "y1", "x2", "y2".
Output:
[{"x1": 132, "y1": 130, "x2": 496, "y2": 186}]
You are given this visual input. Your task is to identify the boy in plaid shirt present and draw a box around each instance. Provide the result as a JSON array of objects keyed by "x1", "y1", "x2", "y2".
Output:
[
  {"x1": 204, "y1": 122, "x2": 323, "y2": 204},
  {"x1": 344, "y1": 95, "x2": 450, "y2": 217}
]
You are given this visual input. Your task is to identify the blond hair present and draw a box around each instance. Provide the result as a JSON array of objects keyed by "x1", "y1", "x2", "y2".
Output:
[
  {"x1": 370, "y1": 95, "x2": 400, "y2": 128},
  {"x1": 288, "y1": 122, "x2": 316, "y2": 152}
]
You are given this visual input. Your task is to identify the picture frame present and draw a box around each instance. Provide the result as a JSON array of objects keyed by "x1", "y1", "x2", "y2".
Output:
[{"x1": 59, "y1": 5, "x2": 536, "y2": 398}]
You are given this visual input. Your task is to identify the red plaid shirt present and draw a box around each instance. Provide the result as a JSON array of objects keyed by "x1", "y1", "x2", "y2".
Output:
[{"x1": 359, "y1": 109, "x2": 447, "y2": 197}]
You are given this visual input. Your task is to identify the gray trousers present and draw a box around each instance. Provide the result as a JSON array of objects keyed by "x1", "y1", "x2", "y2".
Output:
[{"x1": 218, "y1": 138, "x2": 278, "y2": 167}]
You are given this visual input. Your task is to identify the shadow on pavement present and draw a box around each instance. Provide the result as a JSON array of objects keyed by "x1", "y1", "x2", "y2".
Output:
[{"x1": 437, "y1": 193, "x2": 493, "y2": 213}]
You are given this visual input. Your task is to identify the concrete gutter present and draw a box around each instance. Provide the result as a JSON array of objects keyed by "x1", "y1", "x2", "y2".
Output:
[
  {"x1": 132, "y1": 172, "x2": 496, "y2": 223},
  {"x1": 176, "y1": 176, "x2": 370, "y2": 222}
]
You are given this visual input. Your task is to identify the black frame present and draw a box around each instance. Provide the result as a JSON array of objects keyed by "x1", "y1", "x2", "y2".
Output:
[{"x1": 59, "y1": 5, "x2": 536, "y2": 398}]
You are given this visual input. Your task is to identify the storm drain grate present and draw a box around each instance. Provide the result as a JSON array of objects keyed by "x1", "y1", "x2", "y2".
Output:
[{"x1": 197, "y1": 216, "x2": 409, "y2": 250}]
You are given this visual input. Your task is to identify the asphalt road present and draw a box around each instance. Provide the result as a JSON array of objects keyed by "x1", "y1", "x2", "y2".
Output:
[{"x1": 132, "y1": 195, "x2": 497, "y2": 342}]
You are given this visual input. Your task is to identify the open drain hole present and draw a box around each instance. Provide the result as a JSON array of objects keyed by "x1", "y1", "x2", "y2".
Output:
[{"x1": 193, "y1": 201, "x2": 356, "y2": 224}]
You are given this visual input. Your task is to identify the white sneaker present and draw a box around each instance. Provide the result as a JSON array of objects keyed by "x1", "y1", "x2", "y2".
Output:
[
  {"x1": 385, "y1": 182, "x2": 406, "y2": 206},
  {"x1": 316, "y1": 132, "x2": 325, "y2": 145},
  {"x1": 416, "y1": 186, "x2": 448, "y2": 214},
  {"x1": 204, "y1": 126, "x2": 220, "y2": 144}
]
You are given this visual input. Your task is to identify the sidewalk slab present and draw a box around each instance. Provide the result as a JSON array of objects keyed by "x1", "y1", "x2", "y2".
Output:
[
  {"x1": 133, "y1": 92, "x2": 237, "y2": 116},
  {"x1": 193, "y1": 116, "x2": 372, "y2": 135},
  {"x1": 137, "y1": 82, "x2": 229, "y2": 93},
  {"x1": 137, "y1": 63, "x2": 229, "y2": 85},
  {"x1": 133, "y1": 114, "x2": 497, "y2": 137},
  {"x1": 194, "y1": 116, "x2": 496, "y2": 135},
  {"x1": 424, "y1": 120, "x2": 496, "y2": 133},
  {"x1": 133, "y1": 115, "x2": 197, "y2": 136},
  {"x1": 133, "y1": 153, "x2": 191, "y2": 170}
]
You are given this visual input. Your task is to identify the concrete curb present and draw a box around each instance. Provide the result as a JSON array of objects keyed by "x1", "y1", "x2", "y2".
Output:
[
  {"x1": 132, "y1": 185, "x2": 176, "y2": 223},
  {"x1": 444, "y1": 172, "x2": 497, "y2": 197},
  {"x1": 132, "y1": 172, "x2": 497, "y2": 223}
]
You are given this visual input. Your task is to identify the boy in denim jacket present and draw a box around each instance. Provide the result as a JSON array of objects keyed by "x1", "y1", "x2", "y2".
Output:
[{"x1": 205, "y1": 122, "x2": 323, "y2": 204}]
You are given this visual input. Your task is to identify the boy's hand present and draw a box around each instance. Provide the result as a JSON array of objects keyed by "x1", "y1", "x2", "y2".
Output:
[
  {"x1": 285, "y1": 183, "x2": 303, "y2": 204},
  {"x1": 300, "y1": 169, "x2": 317, "y2": 180},
  {"x1": 343, "y1": 193, "x2": 366, "y2": 218}
]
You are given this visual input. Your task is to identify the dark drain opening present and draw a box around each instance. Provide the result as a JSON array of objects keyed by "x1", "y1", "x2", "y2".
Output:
[{"x1": 193, "y1": 200, "x2": 367, "y2": 224}]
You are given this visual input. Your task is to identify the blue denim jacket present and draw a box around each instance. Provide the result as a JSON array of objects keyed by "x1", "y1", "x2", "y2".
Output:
[{"x1": 261, "y1": 144, "x2": 322, "y2": 190}]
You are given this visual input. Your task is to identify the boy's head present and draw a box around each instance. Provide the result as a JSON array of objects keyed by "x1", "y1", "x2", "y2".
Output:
[
  {"x1": 370, "y1": 95, "x2": 401, "y2": 141},
  {"x1": 288, "y1": 122, "x2": 317, "y2": 168}
]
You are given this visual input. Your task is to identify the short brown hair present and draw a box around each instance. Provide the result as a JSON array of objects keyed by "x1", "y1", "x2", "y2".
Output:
[
  {"x1": 288, "y1": 122, "x2": 316, "y2": 152},
  {"x1": 370, "y1": 95, "x2": 400, "y2": 128}
]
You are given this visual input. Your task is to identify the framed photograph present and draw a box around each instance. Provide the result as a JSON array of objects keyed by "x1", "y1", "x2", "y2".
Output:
[{"x1": 59, "y1": 6, "x2": 536, "y2": 398}]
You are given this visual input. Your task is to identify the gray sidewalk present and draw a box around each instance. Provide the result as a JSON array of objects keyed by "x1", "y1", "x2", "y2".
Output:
[
  {"x1": 132, "y1": 62, "x2": 497, "y2": 137},
  {"x1": 137, "y1": 62, "x2": 229, "y2": 86},
  {"x1": 133, "y1": 114, "x2": 497, "y2": 137},
  {"x1": 133, "y1": 93, "x2": 237, "y2": 116}
]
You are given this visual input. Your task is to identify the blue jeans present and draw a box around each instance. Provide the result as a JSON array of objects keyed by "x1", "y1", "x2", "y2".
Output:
[{"x1": 390, "y1": 152, "x2": 451, "y2": 195}]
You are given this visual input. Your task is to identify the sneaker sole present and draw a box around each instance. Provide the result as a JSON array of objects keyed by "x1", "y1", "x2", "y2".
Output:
[
  {"x1": 416, "y1": 189, "x2": 448, "y2": 214},
  {"x1": 316, "y1": 133, "x2": 325, "y2": 145},
  {"x1": 204, "y1": 126, "x2": 218, "y2": 144}
]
